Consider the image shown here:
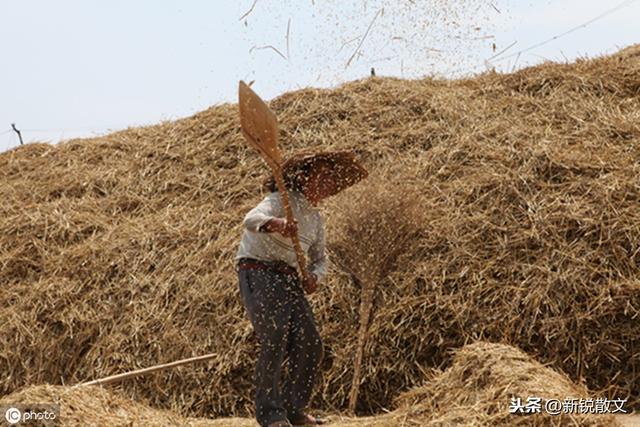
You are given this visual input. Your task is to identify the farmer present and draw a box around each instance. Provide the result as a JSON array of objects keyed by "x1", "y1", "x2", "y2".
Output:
[{"x1": 236, "y1": 151, "x2": 367, "y2": 427}]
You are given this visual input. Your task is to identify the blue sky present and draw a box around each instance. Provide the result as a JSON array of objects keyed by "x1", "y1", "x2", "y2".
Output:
[{"x1": 1, "y1": 0, "x2": 638, "y2": 152}]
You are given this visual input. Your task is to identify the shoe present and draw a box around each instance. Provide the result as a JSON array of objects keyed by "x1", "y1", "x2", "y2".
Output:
[
  {"x1": 288, "y1": 413, "x2": 327, "y2": 425},
  {"x1": 267, "y1": 421, "x2": 293, "y2": 427}
]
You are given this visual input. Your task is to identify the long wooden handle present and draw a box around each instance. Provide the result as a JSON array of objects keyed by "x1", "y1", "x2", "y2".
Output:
[
  {"x1": 75, "y1": 353, "x2": 218, "y2": 387},
  {"x1": 273, "y1": 171, "x2": 309, "y2": 282}
]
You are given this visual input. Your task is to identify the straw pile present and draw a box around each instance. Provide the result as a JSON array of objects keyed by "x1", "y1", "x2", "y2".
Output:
[
  {"x1": 391, "y1": 341, "x2": 622, "y2": 426},
  {"x1": 0, "y1": 384, "x2": 207, "y2": 427},
  {"x1": 1, "y1": 44, "x2": 639, "y2": 419},
  {"x1": 0, "y1": 342, "x2": 623, "y2": 426}
]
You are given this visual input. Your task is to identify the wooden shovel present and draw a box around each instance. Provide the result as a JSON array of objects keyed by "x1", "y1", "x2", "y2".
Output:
[{"x1": 237, "y1": 81, "x2": 309, "y2": 285}]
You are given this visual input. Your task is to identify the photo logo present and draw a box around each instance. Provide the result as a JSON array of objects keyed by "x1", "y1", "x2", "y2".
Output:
[
  {"x1": 1, "y1": 404, "x2": 59, "y2": 425},
  {"x1": 4, "y1": 407, "x2": 21, "y2": 425}
]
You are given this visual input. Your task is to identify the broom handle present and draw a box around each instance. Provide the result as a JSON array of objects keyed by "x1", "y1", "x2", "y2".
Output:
[
  {"x1": 273, "y1": 171, "x2": 309, "y2": 282},
  {"x1": 75, "y1": 352, "x2": 218, "y2": 387},
  {"x1": 348, "y1": 283, "x2": 375, "y2": 413}
]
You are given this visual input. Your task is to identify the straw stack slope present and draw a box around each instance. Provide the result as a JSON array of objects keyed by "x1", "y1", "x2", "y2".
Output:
[{"x1": 1, "y1": 44, "x2": 639, "y2": 418}]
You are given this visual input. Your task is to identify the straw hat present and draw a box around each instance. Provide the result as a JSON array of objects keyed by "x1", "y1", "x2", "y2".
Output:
[{"x1": 264, "y1": 150, "x2": 368, "y2": 197}]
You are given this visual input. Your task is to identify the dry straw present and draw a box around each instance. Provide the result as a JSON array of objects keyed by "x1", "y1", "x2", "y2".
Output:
[
  {"x1": 389, "y1": 341, "x2": 623, "y2": 427},
  {"x1": 1, "y1": 44, "x2": 639, "y2": 421},
  {"x1": 327, "y1": 176, "x2": 426, "y2": 413},
  {"x1": 0, "y1": 342, "x2": 623, "y2": 426}
]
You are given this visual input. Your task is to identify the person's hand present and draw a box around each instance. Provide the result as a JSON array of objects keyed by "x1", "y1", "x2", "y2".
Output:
[
  {"x1": 303, "y1": 273, "x2": 319, "y2": 294},
  {"x1": 269, "y1": 217, "x2": 298, "y2": 238}
]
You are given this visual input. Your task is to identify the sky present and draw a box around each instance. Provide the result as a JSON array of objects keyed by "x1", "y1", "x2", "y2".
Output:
[{"x1": 0, "y1": 0, "x2": 638, "y2": 152}]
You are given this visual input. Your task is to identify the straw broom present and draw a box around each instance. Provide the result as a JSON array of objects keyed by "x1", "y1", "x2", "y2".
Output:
[
  {"x1": 347, "y1": 230, "x2": 418, "y2": 413},
  {"x1": 348, "y1": 277, "x2": 376, "y2": 413},
  {"x1": 331, "y1": 180, "x2": 425, "y2": 413}
]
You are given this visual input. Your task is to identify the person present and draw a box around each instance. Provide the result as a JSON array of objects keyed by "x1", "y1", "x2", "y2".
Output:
[{"x1": 236, "y1": 151, "x2": 367, "y2": 427}]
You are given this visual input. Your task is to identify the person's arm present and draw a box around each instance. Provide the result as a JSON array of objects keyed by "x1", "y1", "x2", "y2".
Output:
[
  {"x1": 243, "y1": 194, "x2": 277, "y2": 232},
  {"x1": 243, "y1": 194, "x2": 297, "y2": 237},
  {"x1": 307, "y1": 218, "x2": 327, "y2": 283}
]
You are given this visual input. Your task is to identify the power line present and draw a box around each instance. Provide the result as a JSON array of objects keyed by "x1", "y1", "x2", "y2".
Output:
[
  {"x1": 0, "y1": 132, "x2": 17, "y2": 152},
  {"x1": 489, "y1": 0, "x2": 639, "y2": 64},
  {"x1": 22, "y1": 129, "x2": 113, "y2": 133},
  {"x1": 0, "y1": 122, "x2": 141, "y2": 151},
  {"x1": 21, "y1": 124, "x2": 136, "y2": 133}
]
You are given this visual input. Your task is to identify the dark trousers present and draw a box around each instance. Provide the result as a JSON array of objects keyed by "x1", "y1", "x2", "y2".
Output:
[{"x1": 238, "y1": 267, "x2": 323, "y2": 427}]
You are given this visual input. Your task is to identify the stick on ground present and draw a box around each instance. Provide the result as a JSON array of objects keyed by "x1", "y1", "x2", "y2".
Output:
[{"x1": 75, "y1": 353, "x2": 218, "y2": 387}]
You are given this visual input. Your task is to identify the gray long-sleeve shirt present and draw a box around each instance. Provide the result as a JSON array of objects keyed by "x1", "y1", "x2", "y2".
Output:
[{"x1": 235, "y1": 190, "x2": 328, "y2": 282}]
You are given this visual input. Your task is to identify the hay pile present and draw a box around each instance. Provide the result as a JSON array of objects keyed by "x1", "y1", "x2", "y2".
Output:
[
  {"x1": 0, "y1": 342, "x2": 623, "y2": 426},
  {"x1": 0, "y1": 384, "x2": 205, "y2": 427},
  {"x1": 1, "y1": 44, "x2": 640, "y2": 419},
  {"x1": 392, "y1": 341, "x2": 622, "y2": 426}
]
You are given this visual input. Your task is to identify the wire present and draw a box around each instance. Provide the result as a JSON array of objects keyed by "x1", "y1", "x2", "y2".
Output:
[
  {"x1": 0, "y1": 122, "x2": 136, "y2": 151},
  {"x1": 21, "y1": 124, "x2": 133, "y2": 133},
  {"x1": 489, "y1": 0, "x2": 639, "y2": 64},
  {"x1": 0, "y1": 132, "x2": 17, "y2": 151}
]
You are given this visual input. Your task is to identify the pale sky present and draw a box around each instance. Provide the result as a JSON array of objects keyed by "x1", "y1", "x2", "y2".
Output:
[{"x1": 1, "y1": 0, "x2": 638, "y2": 152}]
